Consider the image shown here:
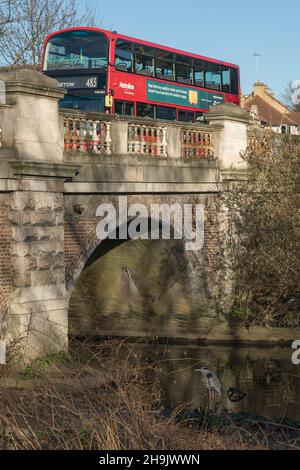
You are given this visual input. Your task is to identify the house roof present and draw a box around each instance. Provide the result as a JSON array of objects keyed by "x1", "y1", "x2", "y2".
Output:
[
  {"x1": 244, "y1": 95, "x2": 299, "y2": 126},
  {"x1": 286, "y1": 112, "x2": 300, "y2": 125}
]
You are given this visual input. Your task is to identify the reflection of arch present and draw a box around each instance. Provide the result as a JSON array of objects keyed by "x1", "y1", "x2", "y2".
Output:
[{"x1": 66, "y1": 216, "x2": 187, "y2": 296}]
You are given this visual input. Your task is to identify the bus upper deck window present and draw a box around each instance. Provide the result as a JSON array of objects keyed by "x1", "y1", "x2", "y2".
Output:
[
  {"x1": 176, "y1": 55, "x2": 193, "y2": 85},
  {"x1": 194, "y1": 60, "x2": 205, "y2": 87},
  {"x1": 230, "y1": 68, "x2": 239, "y2": 95},
  {"x1": 134, "y1": 45, "x2": 154, "y2": 77},
  {"x1": 115, "y1": 40, "x2": 133, "y2": 72},
  {"x1": 205, "y1": 64, "x2": 222, "y2": 91},
  {"x1": 222, "y1": 68, "x2": 231, "y2": 93},
  {"x1": 155, "y1": 51, "x2": 175, "y2": 81},
  {"x1": 44, "y1": 30, "x2": 108, "y2": 71}
]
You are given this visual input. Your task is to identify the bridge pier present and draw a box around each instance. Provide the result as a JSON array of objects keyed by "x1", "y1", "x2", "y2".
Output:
[
  {"x1": 0, "y1": 69, "x2": 250, "y2": 365},
  {"x1": 0, "y1": 70, "x2": 78, "y2": 364}
]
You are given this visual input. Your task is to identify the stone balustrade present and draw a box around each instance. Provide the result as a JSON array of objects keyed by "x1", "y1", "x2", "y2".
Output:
[
  {"x1": 63, "y1": 112, "x2": 112, "y2": 156},
  {"x1": 60, "y1": 110, "x2": 216, "y2": 159},
  {"x1": 128, "y1": 122, "x2": 167, "y2": 157},
  {"x1": 181, "y1": 127, "x2": 214, "y2": 159}
]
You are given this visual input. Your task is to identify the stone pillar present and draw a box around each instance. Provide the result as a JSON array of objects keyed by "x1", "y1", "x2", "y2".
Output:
[
  {"x1": 111, "y1": 120, "x2": 128, "y2": 155},
  {"x1": 0, "y1": 70, "x2": 79, "y2": 365},
  {"x1": 206, "y1": 102, "x2": 249, "y2": 176},
  {"x1": 0, "y1": 69, "x2": 65, "y2": 161},
  {"x1": 166, "y1": 126, "x2": 181, "y2": 158}
]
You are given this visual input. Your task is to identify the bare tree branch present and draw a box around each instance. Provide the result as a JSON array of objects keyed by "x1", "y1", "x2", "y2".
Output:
[
  {"x1": 0, "y1": 0, "x2": 20, "y2": 34},
  {"x1": 0, "y1": 0, "x2": 101, "y2": 67},
  {"x1": 282, "y1": 81, "x2": 300, "y2": 112}
]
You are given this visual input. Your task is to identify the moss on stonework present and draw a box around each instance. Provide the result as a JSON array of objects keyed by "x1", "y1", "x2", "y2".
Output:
[{"x1": 20, "y1": 351, "x2": 71, "y2": 379}]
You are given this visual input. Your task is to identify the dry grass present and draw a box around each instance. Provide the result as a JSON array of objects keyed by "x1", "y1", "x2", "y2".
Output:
[{"x1": 0, "y1": 339, "x2": 297, "y2": 450}]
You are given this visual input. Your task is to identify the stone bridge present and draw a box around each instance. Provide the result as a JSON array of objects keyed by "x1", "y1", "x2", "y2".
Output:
[{"x1": 0, "y1": 69, "x2": 249, "y2": 364}]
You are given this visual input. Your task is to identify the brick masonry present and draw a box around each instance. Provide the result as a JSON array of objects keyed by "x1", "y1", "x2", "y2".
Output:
[
  {"x1": 0, "y1": 194, "x2": 12, "y2": 335},
  {"x1": 64, "y1": 193, "x2": 222, "y2": 295}
]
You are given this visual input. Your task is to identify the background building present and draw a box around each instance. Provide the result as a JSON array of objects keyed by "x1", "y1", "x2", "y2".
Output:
[{"x1": 242, "y1": 82, "x2": 300, "y2": 134}]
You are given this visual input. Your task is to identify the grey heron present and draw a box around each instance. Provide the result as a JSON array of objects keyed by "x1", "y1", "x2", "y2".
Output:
[{"x1": 195, "y1": 367, "x2": 222, "y2": 411}]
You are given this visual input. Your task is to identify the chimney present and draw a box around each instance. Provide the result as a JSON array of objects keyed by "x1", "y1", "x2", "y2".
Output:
[{"x1": 253, "y1": 82, "x2": 268, "y2": 97}]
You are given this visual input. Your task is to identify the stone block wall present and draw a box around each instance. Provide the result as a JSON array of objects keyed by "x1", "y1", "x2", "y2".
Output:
[
  {"x1": 10, "y1": 192, "x2": 65, "y2": 289},
  {"x1": 6, "y1": 191, "x2": 68, "y2": 361}
]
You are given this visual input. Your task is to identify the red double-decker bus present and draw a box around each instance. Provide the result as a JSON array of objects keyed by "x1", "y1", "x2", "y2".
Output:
[{"x1": 42, "y1": 27, "x2": 240, "y2": 123}]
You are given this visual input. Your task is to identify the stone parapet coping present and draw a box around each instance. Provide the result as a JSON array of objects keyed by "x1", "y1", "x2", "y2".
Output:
[{"x1": 10, "y1": 161, "x2": 81, "y2": 179}]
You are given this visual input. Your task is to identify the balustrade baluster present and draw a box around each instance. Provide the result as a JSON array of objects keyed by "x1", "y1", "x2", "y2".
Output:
[
  {"x1": 92, "y1": 121, "x2": 99, "y2": 154},
  {"x1": 140, "y1": 126, "x2": 145, "y2": 155},
  {"x1": 161, "y1": 127, "x2": 167, "y2": 157},
  {"x1": 83, "y1": 120, "x2": 90, "y2": 154},
  {"x1": 128, "y1": 124, "x2": 133, "y2": 153},
  {"x1": 150, "y1": 127, "x2": 155, "y2": 155},
  {"x1": 70, "y1": 119, "x2": 76, "y2": 154},
  {"x1": 105, "y1": 122, "x2": 112, "y2": 155},
  {"x1": 65, "y1": 119, "x2": 71, "y2": 153}
]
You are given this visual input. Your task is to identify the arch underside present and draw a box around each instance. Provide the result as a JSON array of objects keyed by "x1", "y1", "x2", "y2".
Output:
[
  {"x1": 68, "y1": 236, "x2": 217, "y2": 339},
  {"x1": 64, "y1": 194, "x2": 221, "y2": 339}
]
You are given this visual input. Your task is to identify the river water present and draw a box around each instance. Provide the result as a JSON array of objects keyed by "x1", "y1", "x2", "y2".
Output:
[
  {"x1": 96, "y1": 342, "x2": 300, "y2": 422},
  {"x1": 69, "y1": 238, "x2": 300, "y2": 422}
]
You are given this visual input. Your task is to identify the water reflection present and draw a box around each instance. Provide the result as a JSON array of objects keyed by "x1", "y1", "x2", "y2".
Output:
[{"x1": 110, "y1": 343, "x2": 300, "y2": 421}]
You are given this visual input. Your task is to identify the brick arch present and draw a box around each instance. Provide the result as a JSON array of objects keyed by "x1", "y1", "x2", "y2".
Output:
[
  {"x1": 64, "y1": 216, "x2": 101, "y2": 293},
  {"x1": 64, "y1": 218, "x2": 186, "y2": 296},
  {"x1": 64, "y1": 194, "x2": 221, "y2": 297}
]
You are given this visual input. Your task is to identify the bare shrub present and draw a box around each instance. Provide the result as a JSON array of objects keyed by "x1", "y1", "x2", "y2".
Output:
[{"x1": 224, "y1": 132, "x2": 300, "y2": 327}]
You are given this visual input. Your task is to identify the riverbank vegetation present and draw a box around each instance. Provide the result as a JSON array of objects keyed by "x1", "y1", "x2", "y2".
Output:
[
  {"x1": 0, "y1": 339, "x2": 299, "y2": 450},
  {"x1": 224, "y1": 133, "x2": 300, "y2": 328}
]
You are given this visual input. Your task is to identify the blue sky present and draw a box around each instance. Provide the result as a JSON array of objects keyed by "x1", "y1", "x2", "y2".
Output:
[{"x1": 79, "y1": 0, "x2": 299, "y2": 99}]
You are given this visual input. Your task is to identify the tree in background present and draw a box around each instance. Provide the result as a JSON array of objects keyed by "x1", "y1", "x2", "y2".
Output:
[
  {"x1": 0, "y1": 0, "x2": 18, "y2": 35},
  {"x1": 224, "y1": 133, "x2": 300, "y2": 328},
  {"x1": 0, "y1": 0, "x2": 100, "y2": 67},
  {"x1": 282, "y1": 81, "x2": 300, "y2": 112}
]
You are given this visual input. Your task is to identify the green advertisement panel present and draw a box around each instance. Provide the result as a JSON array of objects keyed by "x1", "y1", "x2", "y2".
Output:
[{"x1": 147, "y1": 80, "x2": 224, "y2": 110}]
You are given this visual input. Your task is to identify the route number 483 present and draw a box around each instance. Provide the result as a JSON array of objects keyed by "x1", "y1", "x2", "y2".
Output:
[{"x1": 86, "y1": 77, "x2": 97, "y2": 88}]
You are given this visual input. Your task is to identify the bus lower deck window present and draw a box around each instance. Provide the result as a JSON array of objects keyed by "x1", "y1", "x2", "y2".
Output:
[
  {"x1": 196, "y1": 112, "x2": 205, "y2": 122},
  {"x1": 115, "y1": 100, "x2": 134, "y2": 116},
  {"x1": 178, "y1": 110, "x2": 195, "y2": 122},
  {"x1": 137, "y1": 103, "x2": 155, "y2": 118},
  {"x1": 156, "y1": 106, "x2": 176, "y2": 121}
]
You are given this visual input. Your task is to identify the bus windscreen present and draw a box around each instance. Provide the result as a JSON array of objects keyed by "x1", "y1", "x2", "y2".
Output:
[{"x1": 43, "y1": 30, "x2": 108, "y2": 71}]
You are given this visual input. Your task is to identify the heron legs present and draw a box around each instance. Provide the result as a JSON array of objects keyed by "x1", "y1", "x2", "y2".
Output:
[
  {"x1": 208, "y1": 389, "x2": 213, "y2": 411},
  {"x1": 207, "y1": 389, "x2": 220, "y2": 412}
]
